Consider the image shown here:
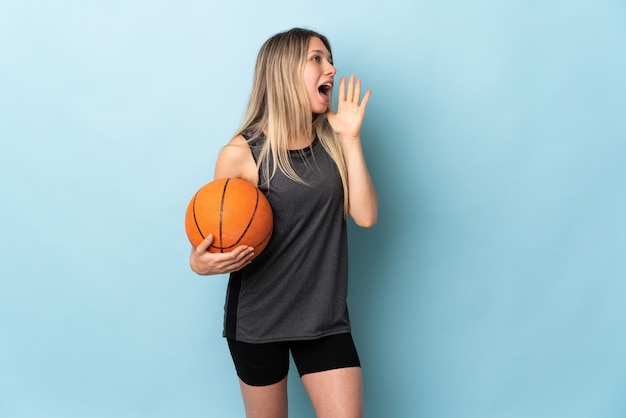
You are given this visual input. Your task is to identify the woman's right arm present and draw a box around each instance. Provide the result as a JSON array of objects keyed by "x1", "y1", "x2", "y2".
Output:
[{"x1": 189, "y1": 135, "x2": 258, "y2": 275}]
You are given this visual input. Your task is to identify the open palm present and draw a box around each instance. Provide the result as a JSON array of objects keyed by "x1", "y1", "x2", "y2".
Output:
[{"x1": 326, "y1": 74, "x2": 372, "y2": 139}]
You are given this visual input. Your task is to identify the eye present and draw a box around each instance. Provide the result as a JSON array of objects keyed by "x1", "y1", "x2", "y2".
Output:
[{"x1": 312, "y1": 55, "x2": 321, "y2": 62}]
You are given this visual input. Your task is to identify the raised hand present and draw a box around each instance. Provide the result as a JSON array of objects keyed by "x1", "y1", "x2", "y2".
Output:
[{"x1": 325, "y1": 74, "x2": 372, "y2": 140}]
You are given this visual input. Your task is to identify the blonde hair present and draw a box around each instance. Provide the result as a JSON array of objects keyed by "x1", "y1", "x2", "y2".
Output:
[{"x1": 234, "y1": 27, "x2": 349, "y2": 213}]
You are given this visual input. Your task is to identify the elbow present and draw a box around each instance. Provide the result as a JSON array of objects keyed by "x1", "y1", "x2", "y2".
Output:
[
  {"x1": 357, "y1": 218, "x2": 377, "y2": 228},
  {"x1": 349, "y1": 198, "x2": 378, "y2": 228},
  {"x1": 352, "y1": 211, "x2": 378, "y2": 228}
]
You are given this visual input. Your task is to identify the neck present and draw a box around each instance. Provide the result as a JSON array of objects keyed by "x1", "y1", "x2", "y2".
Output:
[{"x1": 288, "y1": 133, "x2": 313, "y2": 150}]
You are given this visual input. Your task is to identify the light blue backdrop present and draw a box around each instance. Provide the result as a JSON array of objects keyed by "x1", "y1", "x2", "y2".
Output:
[{"x1": 1, "y1": 0, "x2": 625, "y2": 417}]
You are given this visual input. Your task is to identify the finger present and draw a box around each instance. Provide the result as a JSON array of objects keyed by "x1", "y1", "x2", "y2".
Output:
[
  {"x1": 222, "y1": 248, "x2": 255, "y2": 272},
  {"x1": 196, "y1": 233, "x2": 214, "y2": 252},
  {"x1": 346, "y1": 74, "x2": 355, "y2": 102},
  {"x1": 338, "y1": 76, "x2": 346, "y2": 102},
  {"x1": 360, "y1": 89, "x2": 372, "y2": 108},
  {"x1": 235, "y1": 252, "x2": 255, "y2": 268},
  {"x1": 232, "y1": 245, "x2": 254, "y2": 262},
  {"x1": 354, "y1": 78, "x2": 362, "y2": 103}
]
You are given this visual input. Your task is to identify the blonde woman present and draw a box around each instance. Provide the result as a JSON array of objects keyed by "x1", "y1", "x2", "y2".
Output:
[{"x1": 190, "y1": 27, "x2": 377, "y2": 418}]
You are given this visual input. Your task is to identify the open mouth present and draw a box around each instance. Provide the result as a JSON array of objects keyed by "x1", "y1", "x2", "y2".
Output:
[{"x1": 318, "y1": 82, "x2": 333, "y2": 101}]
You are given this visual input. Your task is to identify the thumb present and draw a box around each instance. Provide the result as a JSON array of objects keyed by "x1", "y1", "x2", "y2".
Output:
[{"x1": 196, "y1": 233, "x2": 214, "y2": 252}]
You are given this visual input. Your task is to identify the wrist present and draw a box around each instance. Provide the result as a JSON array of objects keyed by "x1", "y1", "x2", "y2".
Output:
[
  {"x1": 338, "y1": 133, "x2": 361, "y2": 142},
  {"x1": 339, "y1": 135, "x2": 363, "y2": 149}
]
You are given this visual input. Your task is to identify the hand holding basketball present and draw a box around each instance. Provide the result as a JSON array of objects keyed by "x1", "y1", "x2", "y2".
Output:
[{"x1": 189, "y1": 234, "x2": 255, "y2": 275}]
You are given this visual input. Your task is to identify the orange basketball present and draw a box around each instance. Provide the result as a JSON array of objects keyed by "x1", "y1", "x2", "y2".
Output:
[{"x1": 185, "y1": 178, "x2": 273, "y2": 259}]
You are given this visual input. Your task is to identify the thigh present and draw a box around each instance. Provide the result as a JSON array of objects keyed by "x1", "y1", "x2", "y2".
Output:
[
  {"x1": 227, "y1": 339, "x2": 290, "y2": 386},
  {"x1": 290, "y1": 332, "x2": 361, "y2": 377},
  {"x1": 301, "y1": 367, "x2": 363, "y2": 418},
  {"x1": 238, "y1": 376, "x2": 288, "y2": 418},
  {"x1": 291, "y1": 333, "x2": 362, "y2": 417}
]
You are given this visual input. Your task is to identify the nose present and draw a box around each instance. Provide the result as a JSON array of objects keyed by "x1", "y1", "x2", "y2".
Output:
[{"x1": 326, "y1": 62, "x2": 336, "y2": 76}]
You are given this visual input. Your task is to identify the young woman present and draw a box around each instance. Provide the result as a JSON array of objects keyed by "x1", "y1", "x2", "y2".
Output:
[{"x1": 189, "y1": 27, "x2": 377, "y2": 418}]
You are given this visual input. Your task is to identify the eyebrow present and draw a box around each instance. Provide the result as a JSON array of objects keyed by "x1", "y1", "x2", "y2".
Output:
[
  {"x1": 308, "y1": 49, "x2": 333, "y2": 60},
  {"x1": 309, "y1": 49, "x2": 330, "y2": 55}
]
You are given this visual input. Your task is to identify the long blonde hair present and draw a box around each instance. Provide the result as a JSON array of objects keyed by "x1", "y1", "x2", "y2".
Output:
[{"x1": 234, "y1": 28, "x2": 349, "y2": 213}]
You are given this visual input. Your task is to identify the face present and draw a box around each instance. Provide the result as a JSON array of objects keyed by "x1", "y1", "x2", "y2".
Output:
[{"x1": 303, "y1": 36, "x2": 336, "y2": 114}]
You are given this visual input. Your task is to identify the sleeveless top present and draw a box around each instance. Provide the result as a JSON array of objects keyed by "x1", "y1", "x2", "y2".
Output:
[{"x1": 222, "y1": 132, "x2": 350, "y2": 343}]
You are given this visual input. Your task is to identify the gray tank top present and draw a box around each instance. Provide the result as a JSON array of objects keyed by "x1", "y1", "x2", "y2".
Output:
[{"x1": 223, "y1": 132, "x2": 350, "y2": 342}]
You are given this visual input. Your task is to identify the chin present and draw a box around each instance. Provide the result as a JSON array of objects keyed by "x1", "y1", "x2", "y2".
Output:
[{"x1": 311, "y1": 105, "x2": 328, "y2": 114}]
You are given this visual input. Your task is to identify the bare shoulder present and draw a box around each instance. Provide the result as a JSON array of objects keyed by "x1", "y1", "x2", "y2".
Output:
[
  {"x1": 214, "y1": 135, "x2": 258, "y2": 184},
  {"x1": 218, "y1": 135, "x2": 250, "y2": 164}
]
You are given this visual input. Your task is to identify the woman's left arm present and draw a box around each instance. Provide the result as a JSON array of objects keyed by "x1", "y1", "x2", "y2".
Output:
[
  {"x1": 326, "y1": 74, "x2": 378, "y2": 227},
  {"x1": 341, "y1": 134, "x2": 378, "y2": 227}
]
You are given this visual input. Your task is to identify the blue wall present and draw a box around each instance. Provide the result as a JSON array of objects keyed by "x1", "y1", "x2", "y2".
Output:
[{"x1": 1, "y1": 1, "x2": 625, "y2": 417}]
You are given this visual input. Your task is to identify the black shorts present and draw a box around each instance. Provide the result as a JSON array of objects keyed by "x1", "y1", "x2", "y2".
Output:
[{"x1": 227, "y1": 333, "x2": 361, "y2": 386}]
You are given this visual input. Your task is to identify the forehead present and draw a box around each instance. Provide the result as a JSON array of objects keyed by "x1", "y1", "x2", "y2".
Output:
[{"x1": 307, "y1": 36, "x2": 331, "y2": 55}]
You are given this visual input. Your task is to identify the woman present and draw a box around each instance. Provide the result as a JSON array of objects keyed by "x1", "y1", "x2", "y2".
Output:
[{"x1": 190, "y1": 27, "x2": 377, "y2": 418}]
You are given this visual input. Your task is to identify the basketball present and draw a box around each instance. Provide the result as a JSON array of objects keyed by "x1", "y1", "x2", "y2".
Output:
[{"x1": 185, "y1": 178, "x2": 273, "y2": 259}]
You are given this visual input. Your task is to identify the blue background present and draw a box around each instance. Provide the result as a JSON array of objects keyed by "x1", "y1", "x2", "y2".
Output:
[{"x1": 2, "y1": 0, "x2": 625, "y2": 417}]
